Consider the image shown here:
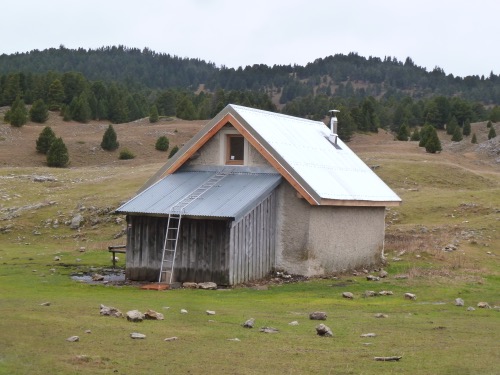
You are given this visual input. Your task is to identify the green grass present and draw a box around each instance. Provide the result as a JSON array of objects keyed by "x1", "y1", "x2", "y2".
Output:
[{"x1": 0, "y1": 159, "x2": 499, "y2": 374}]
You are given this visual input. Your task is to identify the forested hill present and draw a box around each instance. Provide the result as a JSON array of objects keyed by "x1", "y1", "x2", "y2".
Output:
[{"x1": 1, "y1": 45, "x2": 499, "y2": 105}]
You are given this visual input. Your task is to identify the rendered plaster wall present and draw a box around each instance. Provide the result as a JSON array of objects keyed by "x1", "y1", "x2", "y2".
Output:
[
  {"x1": 274, "y1": 182, "x2": 312, "y2": 274},
  {"x1": 185, "y1": 126, "x2": 272, "y2": 168},
  {"x1": 274, "y1": 184, "x2": 386, "y2": 276},
  {"x1": 305, "y1": 206, "x2": 386, "y2": 275}
]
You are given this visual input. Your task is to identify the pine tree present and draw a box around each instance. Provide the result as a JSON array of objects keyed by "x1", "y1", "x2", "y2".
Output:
[
  {"x1": 155, "y1": 136, "x2": 169, "y2": 151},
  {"x1": 46, "y1": 137, "x2": 69, "y2": 167},
  {"x1": 451, "y1": 127, "x2": 463, "y2": 142},
  {"x1": 30, "y1": 99, "x2": 49, "y2": 123},
  {"x1": 471, "y1": 133, "x2": 478, "y2": 144},
  {"x1": 101, "y1": 125, "x2": 119, "y2": 151},
  {"x1": 410, "y1": 128, "x2": 420, "y2": 141},
  {"x1": 149, "y1": 105, "x2": 159, "y2": 123},
  {"x1": 168, "y1": 145, "x2": 179, "y2": 158},
  {"x1": 47, "y1": 79, "x2": 65, "y2": 110},
  {"x1": 36, "y1": 126, "x2": 56, "y2": 154},
  {"x1": 396, "y1": 123, "x2": 410, "y2": 141},
  {"x1": 488, "y1": 126, "x2": 497, "y2": 140},
  {"x1": 486, "y1": 120, "x2": 492, "y2": 128},
  {"x1": 462, "y1": 119, "x2": 471, "y2": 136},
  {"x1": 5, "y1": 96, "x2": 28, "y2": 127},
  {"x1": 425, "y1": 128, "x2": 442, "y2": 153},
  {"x1": 69, "y1": 94, "x2": 91, "y2": 123},
  {"x1": 446, "y1": 116, "x2": 458, "y2": 135},
  {"x1": 419, "y1": 124, "x2": 433, "y2": 147}
]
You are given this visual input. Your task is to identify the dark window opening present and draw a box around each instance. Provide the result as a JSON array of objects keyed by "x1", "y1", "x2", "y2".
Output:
[{"x1": 226, "y1": 135, "x2": 244, "y2": 165}]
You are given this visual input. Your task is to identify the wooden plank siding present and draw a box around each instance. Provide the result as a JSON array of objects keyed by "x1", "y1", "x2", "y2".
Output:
[
  {"x1": 228, "y1": 191, "x2": 277, "y2": 285},
  {"x1": 124, "y1": 190, "x2": 277, "y2": 285}
]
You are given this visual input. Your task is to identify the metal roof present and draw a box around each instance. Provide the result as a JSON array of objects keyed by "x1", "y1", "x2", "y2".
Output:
[
  {"x1": 229, "y1": 105, "x2": 401, "y2": 203},
  {"x1": 116, "y1": 170, "x2": 282, "y2": 220}
]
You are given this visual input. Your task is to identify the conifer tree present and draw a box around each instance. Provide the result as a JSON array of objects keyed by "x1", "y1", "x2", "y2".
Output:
[
  {"x1": 47, "y1": 137, "x2": 69, "y2": 167},
  {"x1": 155, "y1": 136, "x2": 169, "y2": 151},
  {"x1": 149, "y1": 105, "x2": 159, "y2": 123},
  {"x1": 471, "y1": 133, "x2": 477, "y2": 144},
  {"x1": 488, "y1": 126, "x2": 497, "y2": 140},
  {"x1": 462, "y1": 119, "x2": 471, "y2": 136},
  {"x1": 419, "y1": 124, "x2": 433, "y2": 147},
  {"x1": 446, "y1": 116, "x2": 458, "y2": 135},
  {"x1": 101, "y1": 125, "x2": 119, "y2": 151},
  {"x1": 396, "y1": 123, "x2": 410, "y2": 141},
  {"x1": 47, "y1": 79, "x2": 65, "y2": 110},
  {"x1": 5, "y1": 96, "x2": 28, "y2": 127},
  {"x1": 30, "y1": 99, "x2": 49, "y2": 123},
  {"x1": 168, "y1": 145, "x2": 179, "y2": 158},
  {"x1": 451, "y1": 127, "x2": 463, "y2": 142},
  {"x1": 410, "y1": 128, "x2": 420, "y2": 141},
  {"x1": 425, "y1": 127, "x2": 442, "y2": 153},
  {"x1": 486, "y1": 120, "x2": 492, "y2": 128},
  {"x1": 36, "y1": 126, "x2": 56, "y2": 154}
]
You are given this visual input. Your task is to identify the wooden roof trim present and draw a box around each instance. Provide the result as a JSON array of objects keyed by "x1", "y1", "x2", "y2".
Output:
[
  {"x1": 228, "y1": 115, "x2": 320, "y2": 206},
  {"x1": 163, "y1": 113, "x2": 234, "y2": 176},
  {"x1": 319, "y1": 198, "x2": 401, "y2": 207}
]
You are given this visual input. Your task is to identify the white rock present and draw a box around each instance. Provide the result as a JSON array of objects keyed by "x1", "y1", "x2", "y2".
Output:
[
  {"x1": 66, "y1": 336, "x2": 79, "y2": 342},
  {"x1": 404, "y1": 293, "x2": 417, "y2": 300},
  {"x1": 288, "y1": 321, "x2": 299, "y2": 326},
  {"x1": 130, "y1": 332, "x2": 146, "y2": 339},
  {"x1": 360, "y1": 333, "x2": 377, "y2": 337},
  {"x1": 206, "y1": 310, "x2": 216, "y2": 315},
  {"x1": 164, "y1": 336, "x2": 178, "y2": 342},
  {"x1": 180, "y1": 309, "x2": 188, "y2": 314},
  {"x1": 455, "y1": 298, "x2": 465, "y2": 306}
]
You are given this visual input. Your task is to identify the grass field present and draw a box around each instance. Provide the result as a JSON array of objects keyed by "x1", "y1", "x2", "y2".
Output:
[{"x1": 0, "y1": 121, "x2": 499, "y2": 374}]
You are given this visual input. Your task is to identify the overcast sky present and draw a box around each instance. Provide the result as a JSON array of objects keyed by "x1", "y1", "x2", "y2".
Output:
[{"x1": 2, "y1": 0, "x2": 498, "y2": 78}]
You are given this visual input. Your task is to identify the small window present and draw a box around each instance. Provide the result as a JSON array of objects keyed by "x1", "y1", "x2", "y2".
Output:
[{"x1": 226, "y1": 135, "x2": 244, "y2": 165}]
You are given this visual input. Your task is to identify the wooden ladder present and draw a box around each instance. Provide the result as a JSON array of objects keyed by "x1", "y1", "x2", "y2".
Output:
[{"x1": 158, "y1": 171, "x2": 228, "y2": 284}]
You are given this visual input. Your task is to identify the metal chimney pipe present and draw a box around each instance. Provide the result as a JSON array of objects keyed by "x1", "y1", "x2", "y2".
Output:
[{"x1": 328, "y1": 109, "x2": 340, "y2": 145}]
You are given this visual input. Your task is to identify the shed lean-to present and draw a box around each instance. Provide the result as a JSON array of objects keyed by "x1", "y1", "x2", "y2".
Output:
[{"x1": 116, "y1": 104, "x2": 401, "y2": 285}]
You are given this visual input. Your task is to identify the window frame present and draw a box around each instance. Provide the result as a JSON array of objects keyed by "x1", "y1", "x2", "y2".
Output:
[{"x1": 225, "y1": 134, "x2": 245, "y2": 165}]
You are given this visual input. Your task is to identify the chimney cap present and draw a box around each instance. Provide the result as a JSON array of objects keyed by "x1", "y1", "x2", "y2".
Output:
[{"x1": 328, "y1": 109, "x2": 340, "y2": 115}]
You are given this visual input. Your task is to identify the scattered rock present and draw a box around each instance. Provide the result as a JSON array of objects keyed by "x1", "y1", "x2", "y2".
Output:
[
  {"x1": 243, "y1": 318, "x2": 255, "y2": 328},
  {"x1": 164, "y1": 336, "x2": 178, "y2": 342},
  {"x1": 360, "y1": 333, "x2": 377, "y2": 338},
  {"x1": 99, "y1": 304, "x2": 123, "y2": 318},
  {"x1": 374, "y1": 313, "x2": 389, "y2": 318},
  {"x1": 66, "y1": 336, "x2": 79, "y2": 342},
  {"x1": 404, "y1": 293, "x2": 417, "y2": 300},
  {"x1": 455, "y1": 298, "x2": 465, "y2": 306},
  {"x1": 180, "y1": 309, "x2": 188, "y2": 314},
  {"x1": 130, "y1": 332, "x2": 146, "y2": 339},
  {"x1": 144, "y1": 309, "x2": 164, "y2": 320},
  {"x1": 54, "y1": 256, "x2": 61, "y2": 261},
  {"x1": 374, "y1": 356, "x2": 402, "y2": 362},
  {"x1": 85, "y1": 330, "x2": 91, "y2": 334},
  {"x1": 198, "y1": 282, "x2": 217, "y2": 290},
  {"x1": 70, "y1": 214, "x2": 84, "y2": 229},
  {"x1": 364, "y1": 291, "x2": 377, "y2": 297},
  {"x1": 378, "y1": 290, "x2": 393, "y2": 296},
  {"x1": 182, "y1": 282, "x2": 198, "y2": 289},
  {"x1": 342, "y1": 292, "x2": 354, "y2": 299},
  {"x1": 206, "y1": 310, "x2": 216, "y2": 315},
  {"x1": 288, "y1": 321, "x2": 299, "y2": 326},
  {"x1": 78, "y1": 247, "x2": 86, "y2": 252},
  {"x1": 467, "y1": 307, "x2": 476, "y2": 311},
  {"x1": 40, "y1": 302, "x2": 51, "y2": 306},
  {"x1": 260, "y1": 327, "x2": 279, "y2": 333},
  {"x1": 443, "y1": 244, "x2": 457, "y2": 252},
  {"x1": 126, "y1": 310, "x2": 144, "y2": 322},
  {"x1": 227, "y1": 338, "x2": 240, "y2": 342},
  {"x1": 315, "y1": 323, "x2": 333, "y2": 337},
  {"x1": 309, "y1": 311, "x2": 327, "y2": 320},
  {"x1": 92, "y1": 274, "x2": 105, "y2": 281},
  {"x1": 366, "y1": 275, "x2": 380, "y2": 281},
  {"x1": 477, "y1": 302, "x2": 491, "y2": 309},
  {"x1": 379, "y1": 270, "x2": 388, "y2": 278}
]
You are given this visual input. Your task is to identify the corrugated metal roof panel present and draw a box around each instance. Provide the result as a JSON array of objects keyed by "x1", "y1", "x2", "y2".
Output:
[
  {"x1": 231, "y1": 105, "x2": 401, "y2": 203},
  {"x1": 116, "y1": 171, "x2": 282, "y2": 219}
]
